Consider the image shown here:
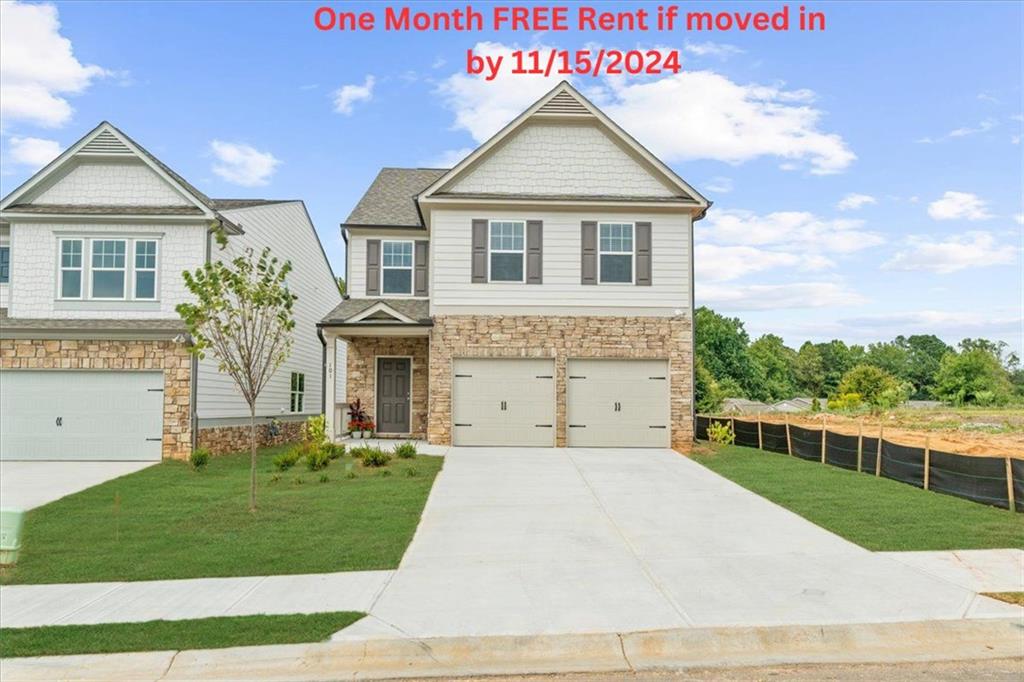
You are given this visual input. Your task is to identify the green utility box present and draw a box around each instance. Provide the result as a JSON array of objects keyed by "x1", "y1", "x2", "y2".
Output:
[{"x1": 0, "y1": 508, "x2": 25, "y2": 565}]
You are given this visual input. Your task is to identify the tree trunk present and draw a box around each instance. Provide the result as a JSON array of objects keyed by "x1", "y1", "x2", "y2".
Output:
[{"x1": 249, "y1": 404, "x2": 257, "y2": 512}]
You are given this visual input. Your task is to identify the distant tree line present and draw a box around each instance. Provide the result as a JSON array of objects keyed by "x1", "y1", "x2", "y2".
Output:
[{"x1": 694, "y1": 307, "x2": 1022, "y2": 413}]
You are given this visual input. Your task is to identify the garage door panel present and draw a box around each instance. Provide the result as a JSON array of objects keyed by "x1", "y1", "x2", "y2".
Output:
[
  {"x1": 452, "y1": 359, "x2": 555, "y2": 447},
  {"x1": 567, "y1": 359, "x2": 670, "y2": 448},
  {"x1": 0, "y1": 371, "x2": 164, "y2": 461}
]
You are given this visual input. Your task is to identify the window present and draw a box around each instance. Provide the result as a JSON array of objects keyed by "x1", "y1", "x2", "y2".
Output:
[
  {"x1": 290, "y1": 372, "x2": 305, "y2": 412},
  {"x1": 598, "y1": 223, "x2": 633, "y2": 284},
  {"x1": 0, "y1": 246, "x2": 9, "y2": 284},
  {"x1": 381, "y1": 240, "x2": 413, "y2": 295},
  {"x1": 90, "y1": 239, "x2": 127, "y2": 299},
  {"x1": 134, "y1": 240, "x2": 158, "y2": 299},
  {"x1": 59, "y1": 239, "x2": 83, "y2": 298},
  {"x1": 489, "y1": 220, "x2": 525, "y2": 282}
]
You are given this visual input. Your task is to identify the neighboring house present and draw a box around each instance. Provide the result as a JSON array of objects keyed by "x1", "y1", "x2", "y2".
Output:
[
  {"x1": 319, "y1": 82, "x2": 709, "y2": 450},
  {"x1": 721, "y1": 398, "x2": 773, "y2": 415},
  {"x1": 0, "y1": 122, "x2": 344, "y2": 461}
]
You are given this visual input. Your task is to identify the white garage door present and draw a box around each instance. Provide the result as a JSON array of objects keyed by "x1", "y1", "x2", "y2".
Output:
[
  {"x1": 452, "y1": 358, "x2": 555, "y2": 446},
  {"x1": 0, "y1": 370, "x2": 164, "y2": 461},
  {"x1": 567, "y1": 359, "x2": 670, "y2": 448}
]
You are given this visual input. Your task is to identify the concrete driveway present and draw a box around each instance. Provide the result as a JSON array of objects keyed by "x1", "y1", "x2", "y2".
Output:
[
  {"x1": 0, "y1": 461, "x2": 157, "y2": 511},
  {"x1": 341, "y1": 448, "x2": 1019, "y2": 639}
]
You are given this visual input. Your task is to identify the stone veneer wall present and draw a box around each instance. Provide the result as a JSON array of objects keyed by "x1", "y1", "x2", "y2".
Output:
[
  {"x1": 0, "y1": 338, "x2": 192, "y2": 459},
  {"x1": 345, "y1": 336, "x2": 429, "y2": 438},
  {"x1": 198, "y1": 420, "x2": 304, "y2": 455},
  {"x1": 427, "y1": 315, "x2": 694, "y2": 451}
]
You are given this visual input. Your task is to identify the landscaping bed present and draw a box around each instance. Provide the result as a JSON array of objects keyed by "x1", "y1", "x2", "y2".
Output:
[
  {"x1": 691, "y1": 444, "x2": 1023, "y2": 551},
  {"x1": 1, "y1": 443, "x2": 442, "y2": 585},
  {"x1": 0, "y1": 611, "x2": 364, "y2": 658}
]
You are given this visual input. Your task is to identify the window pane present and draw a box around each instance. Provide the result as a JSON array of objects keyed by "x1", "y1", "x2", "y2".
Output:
[
  {"x1": 600, "y1": 254, "x2": 632, "y2": 283},
  {"x1": 382, "y1": 268, "x2": 412, "y2": 294},
  {"x1": 0, "y1": 246, "x2": 9, "y2": 284},
  {"x1": 92, "y1": 270, "x2": 125, "y2": 298},
  {"x1": 93, "y1": 240, "x2": 126, "y2": 268},
  {"x1": 135, "y1": 271, "x2": 156, "y2": 299},
  {"x1": 382, "y1": 241, "x2": 412, "y2": 267},
  {"x1": 490, "y1": 252, "x2": 524, "y2": 281},
  {"x1": 291, "y1": 373, "x2": 298, "y2": 391},
  {"x1": 135, "y1": 241, "x2": 157, "y2": 269},
  {"x1": 61, "y1": 270, "x2": 81, "y2": 298},
  {"x1": 61, "y1": 240, "x2": 82, "y2": 268}
]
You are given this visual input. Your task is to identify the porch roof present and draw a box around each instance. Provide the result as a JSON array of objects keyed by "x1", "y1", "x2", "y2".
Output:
[{"x1": 318, "y1": 298, "x2": 431, "y2": 333}]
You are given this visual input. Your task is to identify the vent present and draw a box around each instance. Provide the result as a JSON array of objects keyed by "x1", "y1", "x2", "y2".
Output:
[
  {"x1": 79, "y1": 130, "x2": 132, "y2": 155},
  {"x1": 537, "y1": 91, "x2": 590, "y2": 116}
]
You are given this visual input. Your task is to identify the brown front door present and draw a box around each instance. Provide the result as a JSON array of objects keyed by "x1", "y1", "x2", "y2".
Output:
[{"x1": 377, "y1": 358, "x2": 411, "y2": 433}]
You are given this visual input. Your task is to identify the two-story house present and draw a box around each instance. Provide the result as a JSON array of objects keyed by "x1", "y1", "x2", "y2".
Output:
[
  {"x1": 0, "y1": 122, "x2": 344, "y2": 461},
  {"x1": 320, "y1": 82, "x2": 708, "y2": 450}
]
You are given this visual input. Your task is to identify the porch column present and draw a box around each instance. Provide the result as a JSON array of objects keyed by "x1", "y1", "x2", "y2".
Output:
[{"x1": 324, "y1": 332, "x2": 337, "y2": 441}]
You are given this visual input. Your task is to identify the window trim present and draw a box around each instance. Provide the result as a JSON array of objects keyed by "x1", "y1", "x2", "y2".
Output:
[
  {"x1": 0, "y1": 244, "x2": 9, "y2": 285},
  {"x1": 88, "y1": 238, "x2": 129, "y2": 300},
  {"x1": 132, "y1": 239, "x2": 159, "y2": 301},
  {"x1": 597, "y1": 221, "x2": 636, "y2": 285},
  {"x1": 290, "y1": 372, "x2": 305, "y2": 413},
  {"x1": 57, "y1": 238, "x2": 85, "y2": 300},
  {"x1": 379, "y1": 239, "x2": 414, "y2": 296},
  {"x1": 487, "y1": 219, "x2": 527, "y2": 284}
]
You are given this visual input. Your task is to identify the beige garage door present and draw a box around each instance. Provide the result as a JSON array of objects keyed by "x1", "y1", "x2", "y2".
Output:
[
  {"x1": 452, "y1": 358, "x2": 555, "y2": 446},
  {"x1": 567, "y1": 359, "x2": 670, "y2": 447}
]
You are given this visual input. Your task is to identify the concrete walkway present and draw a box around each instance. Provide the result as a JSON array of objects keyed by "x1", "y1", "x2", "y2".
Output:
[
  {"x1": 880, "y1": 549, "x2": 1024, "y2": 593},
  {"x1": 0, "y1": 461, "x2": 157, "y2": 511}
]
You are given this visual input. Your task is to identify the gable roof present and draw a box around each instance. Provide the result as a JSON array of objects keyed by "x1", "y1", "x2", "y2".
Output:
[
  {"x1": 344, "y1": 168, "x2": 447, "y2": 228},
  {"x1": 319, "y1": 298, "x2": 431, "y2": 326}
]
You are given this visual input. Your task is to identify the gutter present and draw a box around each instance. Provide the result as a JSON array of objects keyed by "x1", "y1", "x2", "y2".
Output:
[
  {"x1": 191, "y1": 224, "x2": 216, "y2": 452},
  {"x1": 689, "y1": 201, "x2": 712, "y2": 440},
  {"x1": 317, "y1": 326, "x2": 327, "y2": 415}
]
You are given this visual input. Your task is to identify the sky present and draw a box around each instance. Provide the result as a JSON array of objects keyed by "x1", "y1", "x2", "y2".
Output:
[{"x1": 1, "y1": 1, "x2": 1021, "y2": 356}]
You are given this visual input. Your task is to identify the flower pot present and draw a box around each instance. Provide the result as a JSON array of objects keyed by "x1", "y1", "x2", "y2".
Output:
[{"x1": 362, "y1": 431, "x2": 373, "y2": 440}]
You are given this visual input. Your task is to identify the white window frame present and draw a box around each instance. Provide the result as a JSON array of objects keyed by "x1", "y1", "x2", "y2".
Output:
[
  {"x1": 597, "y1": 221, "x2": 635, "y2": 285},
  {"x1": 487, "y1": 219, "x2": 526, "y2": 283},
  {"x1": 290, "y1": 372, "x2": 305, "y2": 413},
  {"x1": 380, "y1": 239, "x2": 414, "y2": 296},
  {"x1": 132, "y1": 239, "x2": 159, "y2": 300},
  {"x1": 88, "y1": 238, "x2": 129, "y2": 300},
  {"x1": 57, "y1": 238, "x2": 84, "y2": 300}
]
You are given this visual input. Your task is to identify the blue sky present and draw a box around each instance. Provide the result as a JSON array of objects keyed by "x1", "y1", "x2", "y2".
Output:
[{"x1": 1, "y1": 1, "x2": 1021, "y2": 355}]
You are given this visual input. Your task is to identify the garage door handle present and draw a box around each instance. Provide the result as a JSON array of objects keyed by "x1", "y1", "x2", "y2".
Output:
[
  {"x1": 56, "y1": 417, "x2": 62, "y2": 427},
  {"x1": 454, "y1": 423, "x2": 472, "y2": 427},
  {"x1": 146, "y1": 438, "x2": 162, "y2": 441},
  {"x1": 648, "y1": 425, "x2": 666, "y2": 429},
  {"x1": 147, "y1": 388, "x2": 164, "y2": 392}
]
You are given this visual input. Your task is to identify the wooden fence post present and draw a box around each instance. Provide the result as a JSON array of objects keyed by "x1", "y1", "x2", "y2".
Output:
[
  {"x1": 820, "y1": 414, "x2": 828, "y2": 464},
  {"x1": 1007, "y1": 458, "x2": 1016, "y2": 512},
  {"x1": 785, "y1": 413, "x2": 793, "y2": 456},
  {"x1": 875, "y1": 425, "x2": 883, "y2": 477},
  {"x1": 757, "y1": 413, "x2": 763, "y2": 450},
  {"x1": 923, "y1": 436, "x2": 931, "y2": 490},
  {"x1": 856, "y1": 420, "x2": 863, "y2": 472}
]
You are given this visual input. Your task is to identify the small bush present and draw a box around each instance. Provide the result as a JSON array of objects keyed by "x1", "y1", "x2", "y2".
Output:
[
  {"x1": 270, "y1": 474, "x2": 281, "y2": 483},
  {"x1": 346, "y1": 471, "x2": 357, "y2": 480},
  {"x1": 189, "y1": 448, "x2": 211, "y2": 470},
  {"x1": 273, "y1": 448, "x2": 303, "y2": 471},
  {"x1": 306, "y1": 446, "x2": 331, "y2": 471},
  {"x1": 360, "y1": 447, "x2": 392, "y2": 468},
  {"x1": 828, "y1": 392, "x2": 863, "y2": 412},
  {"x1": 405, "y1": 467, "x2": 418, "y2": 477},
  {"x1": 380, "y1": 469, "x2": 392, "y2": 477},
  {"x1": 707, "y1": 421, "x2": 736, "y2": 445},
  {"x1": 394, "y1": 442, "x2": 417, "y2": 459},
  {"x1": 302, "y1": 414, "x2": 328, "y2": 450},
  {"x1": 319, "y1": 473, "x2": 329, "y2": 483},
  {"x1": 325, "y1": 443, "x2": 346, "y2": 460}
]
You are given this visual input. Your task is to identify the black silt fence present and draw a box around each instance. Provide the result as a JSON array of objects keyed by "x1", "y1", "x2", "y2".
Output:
[
  {"x1": 929, "y1": 450, "x2": 1009, "y2": 510},
  {"x1": 824, "y1": 432, "x2": 860, "y2": 471},
  {"x1": 695, "y1": 416, "x2": 710, "y2": 441},
  {"x1": 733, "y1": 420, "x2": 760, "y2": 448},
  {"x1": 789, "y1": 425, "x2": 821, "y2": 461},
  {"x1": 860, "y1": 437, "x2": 880, "y2": 474},
  {"x1": 761, "y1": 422, "x2": 789, "y2": 454},
  {"x1": 1013, "y1": 459, "x2": 1024, "y2": 513},
  {"x1": 879, "y1": 440, "x2": 925, "y2": 489}
]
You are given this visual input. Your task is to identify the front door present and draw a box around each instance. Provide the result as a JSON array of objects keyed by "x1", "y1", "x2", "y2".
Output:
[{"x1": 377, "y1": 358, "x2": 411, "y2": 433}]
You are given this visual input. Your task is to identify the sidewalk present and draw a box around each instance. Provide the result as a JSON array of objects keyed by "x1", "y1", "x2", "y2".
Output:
[{"x1": 879, "y1": 549, "x2": 1024, "y2": 593}]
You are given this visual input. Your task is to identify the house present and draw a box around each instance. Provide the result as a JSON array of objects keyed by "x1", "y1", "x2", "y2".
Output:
[
  {"x1": 0, "y1": 122, "x2": 345, "y2": 461},
  {"x1": 721, "y1": 398, "x2": 773, "y2": 415},
  {"x1": 319, "y1": 82, "x2": 709, "y2": 450}
]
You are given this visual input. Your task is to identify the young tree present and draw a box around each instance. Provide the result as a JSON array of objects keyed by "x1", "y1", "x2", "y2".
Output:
[
  {"x1": 336, "y1": 277, "x2": 346, "y2": 296},
  {"x1": 934, "y1": 348, "x2": 1013, "y2": 406},
  {"x1": 794, "y1": 342, "x2": 825, "y2": 397},
  {"x1": 177, "y1": 246, "x2": 297, "y2": 511},
  {"x1": 749, "y1": 334, "x2": 798, "y2": 401},
  {"x1": 837, "y1": 364, "x2": 908, "y2": 408},
  {"x1": 694, "y1": 307, "x2": 767, "y2": 400}
]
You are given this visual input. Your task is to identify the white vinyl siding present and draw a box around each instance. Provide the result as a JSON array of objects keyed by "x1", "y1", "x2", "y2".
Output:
[
  {"x1": 488, "y1": 220, "x2": 525, "y2": 283},
  {"x1": 431, "y1": 209, "x2": 691, "y2": 312}
]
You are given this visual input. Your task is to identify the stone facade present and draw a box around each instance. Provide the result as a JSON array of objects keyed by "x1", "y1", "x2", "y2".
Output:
[
  {"x1": 198, "y1": 419, "x2": 304, "y2": 455},
  {"x1": 0, "y1": 338, "x2": 192, "y2": 459},
  {"x1": 427, "y1": 315, "x2": 694, "y2": 451},
  {"x1": 345, "y1": 336, "x2": 429, "y2": 438}
]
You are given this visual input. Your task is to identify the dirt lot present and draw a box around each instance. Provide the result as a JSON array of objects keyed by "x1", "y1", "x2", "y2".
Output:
[{"x1": 729, "y1": 407, "x2": 1024, "y2": 458}]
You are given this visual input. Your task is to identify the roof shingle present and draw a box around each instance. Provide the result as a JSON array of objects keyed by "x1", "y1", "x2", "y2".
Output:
[{"x1": 344, "y1": 168, "x2": 447, "y2": 228}]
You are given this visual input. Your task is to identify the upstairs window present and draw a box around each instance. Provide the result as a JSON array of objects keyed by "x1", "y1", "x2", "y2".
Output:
[
  {"x1": 381, "y1": 240, "x2": 413, "y2": 295},
  {"x1": 0, "y1": 246, "x2": 9, "y2": 284},
  {"x1": 290, "y1": 372, "x2": 305, "y2": 412},
  {"x1": 598, "y1": 223, "x2": 633, "y2": 284},
  {"x1": 59, "y1": 239, "x2": 83, "y2": 298},
  {"x1": 134, "y1": 240, "x2": 158, "y2": 299},
  {"x1": 489, "y1": 220, "x2": 525, "y2": 282},
  {"x1": 91, "y1": 239, "x2": 127, "y2": 299}
]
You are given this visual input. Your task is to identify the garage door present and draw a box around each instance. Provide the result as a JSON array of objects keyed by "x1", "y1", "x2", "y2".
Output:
[
  {"x1": 567, "y1": 359, "x2": 670, "y2": 448},
  {"x1": 452, "y1": 358, "x2": 555, "y2": 446},
  {"x1": 0, "y1": 370, "x2": 164, "y2": 461}
]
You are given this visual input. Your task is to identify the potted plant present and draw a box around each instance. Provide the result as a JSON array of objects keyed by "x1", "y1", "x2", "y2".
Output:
[
  {"x1": 362, "y1": 419, "x2": 376, "y2": 440},
  {"x1": 347, "y1": 399, "x2": 369, "y2": 439}
]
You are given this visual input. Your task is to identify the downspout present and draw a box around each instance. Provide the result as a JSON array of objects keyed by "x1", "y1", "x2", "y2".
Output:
[
  {"x1": 341, "y1": 225, "x2": 349, "y2": 300},
  {"x1": 190, "y1": 223, "x2": 215, "y2": 452},
  {"x1": 317, "y1": 325, "x2": 327, "y2": 415},
  {"x1": 690, "y1": 202, "x2": 712, "y2": 442}
]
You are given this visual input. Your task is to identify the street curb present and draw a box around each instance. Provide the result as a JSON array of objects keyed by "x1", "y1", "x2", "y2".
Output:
[{"x1": 2, "y1": 618, "x2": 1022, "y2": 681}]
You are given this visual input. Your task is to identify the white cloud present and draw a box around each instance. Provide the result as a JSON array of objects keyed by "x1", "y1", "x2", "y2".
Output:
[
  {"x1": 0, "y1": 1, "x2": 108, "y2": 128},
  {"x1": 881, "y1": 231, "x2": 1017, "y2": 274},
  {"x1": 696, "y1": 244, "x2": 832, "y2": 282},
  {"x1": 683, "y1": 42, "x2": 744, "y2": 59},
  {"x1": 7, "y1": 136, "x2": 61, "y2": 167},
  {"x1": 209, "y1": 140, "x2": 280, "y2": 187},
  {"x1": 927, "y1": 191, "x2": 992, "y2": 221},
  {"x1": 436, "y1": 42, "x2": 855, "y2": 175},
  {"x1": 703, "y1": 176, "x2": 733, "y2": 194},
  {"x1": 836, "y1": 193, "x2": 876, "y2": 211},
  {"x1": 917, "y1": 118, "x2": 997, "y2": 144},
  {"x1": 772, "y1": 310, "x2": 1022, "y2": 347},
  {"x1": 1014, "y1": 213, "x2": 1024, "y2": 225},
  {"x1": 698, "y1": 281, "x2": 867, "y2": 311},
  {"x1": 332, "y1": 75, "x2": 375, "y2": 115},
  {"x1": 702, "y1": 209, "x2": 885, "y2": 253}
]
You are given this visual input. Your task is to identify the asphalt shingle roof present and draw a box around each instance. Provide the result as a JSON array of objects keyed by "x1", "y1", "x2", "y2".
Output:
[
  {"x1": 344, "y1": 168, "x2": 448, "y2": 228},
  {"x1": 0, "y1": 308, "x2": 187, "y2": 338},
  {"x1": 320, "y1": 298, "x2": 431, "y2": 325}
]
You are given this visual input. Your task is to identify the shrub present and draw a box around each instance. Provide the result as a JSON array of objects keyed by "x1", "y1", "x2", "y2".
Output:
[
  {"x1": 707, "y1": 421, "x2": 735, "y2": 445},
  {"x1": 345, "y1": 471, "x2": 357, "y2": 480},
  {"x1": 306, "y1": 446, "x2": 331, "y2": 471},
  {"x1": 827, "y1": 392, "x2": 863, "y2": 412},
  {"x1": 273, "y1": 447, "x2": 302, "y2": 471},
  {"x1": 302, "y1": 414, "x2": 328, "y2": 451},
  {"x1": 360, "y1": 447, "x2": 391, "y2": 468},
  {"x1": 325, "y1": 442, "x2": 346, "y2": 460},
  {"x1": 405, "y1": 467, "x2": 419, "y2": 477},
  {"x1": 319, "y1": 473, "x2": 329, "y2": 483},
  {"x1": 394, "y1": 442, "x2": 417, "y2": 459},
  {"x1": 837, "y1": 365, "x2": 904, "y2": 408},
  {"x1": 380, "y1": 469, "x2": 392, "y2": 477},
  {"x1": 189, "y1": 448, "x2": 211, "y2": 470}
]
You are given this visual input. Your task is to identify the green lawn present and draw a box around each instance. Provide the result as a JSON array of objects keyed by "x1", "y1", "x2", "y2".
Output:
[
  {"x1": 0, "y1": 612, "x2": 364, "y2": 658},
  {"x1": 691, "y1": 445, "x2": 1023, "y2": 551},
  {"x1": 1, "y1": 444, "x2": 442, "y2": 585}
]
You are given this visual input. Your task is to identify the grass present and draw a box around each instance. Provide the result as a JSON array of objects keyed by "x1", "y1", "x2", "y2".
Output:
[
  {"x1": 1, "y1": 444, "x2": 442, "y2": 585},
  {"x1": 0, "y1": 611, "x2": 364, "y2": 659},
  {"x1": 691, "y1": 445, "x2": 1023, "y2": 551},
  {"x1": 983, "y1": 592, "x2": 1024, "y2": 606}
]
